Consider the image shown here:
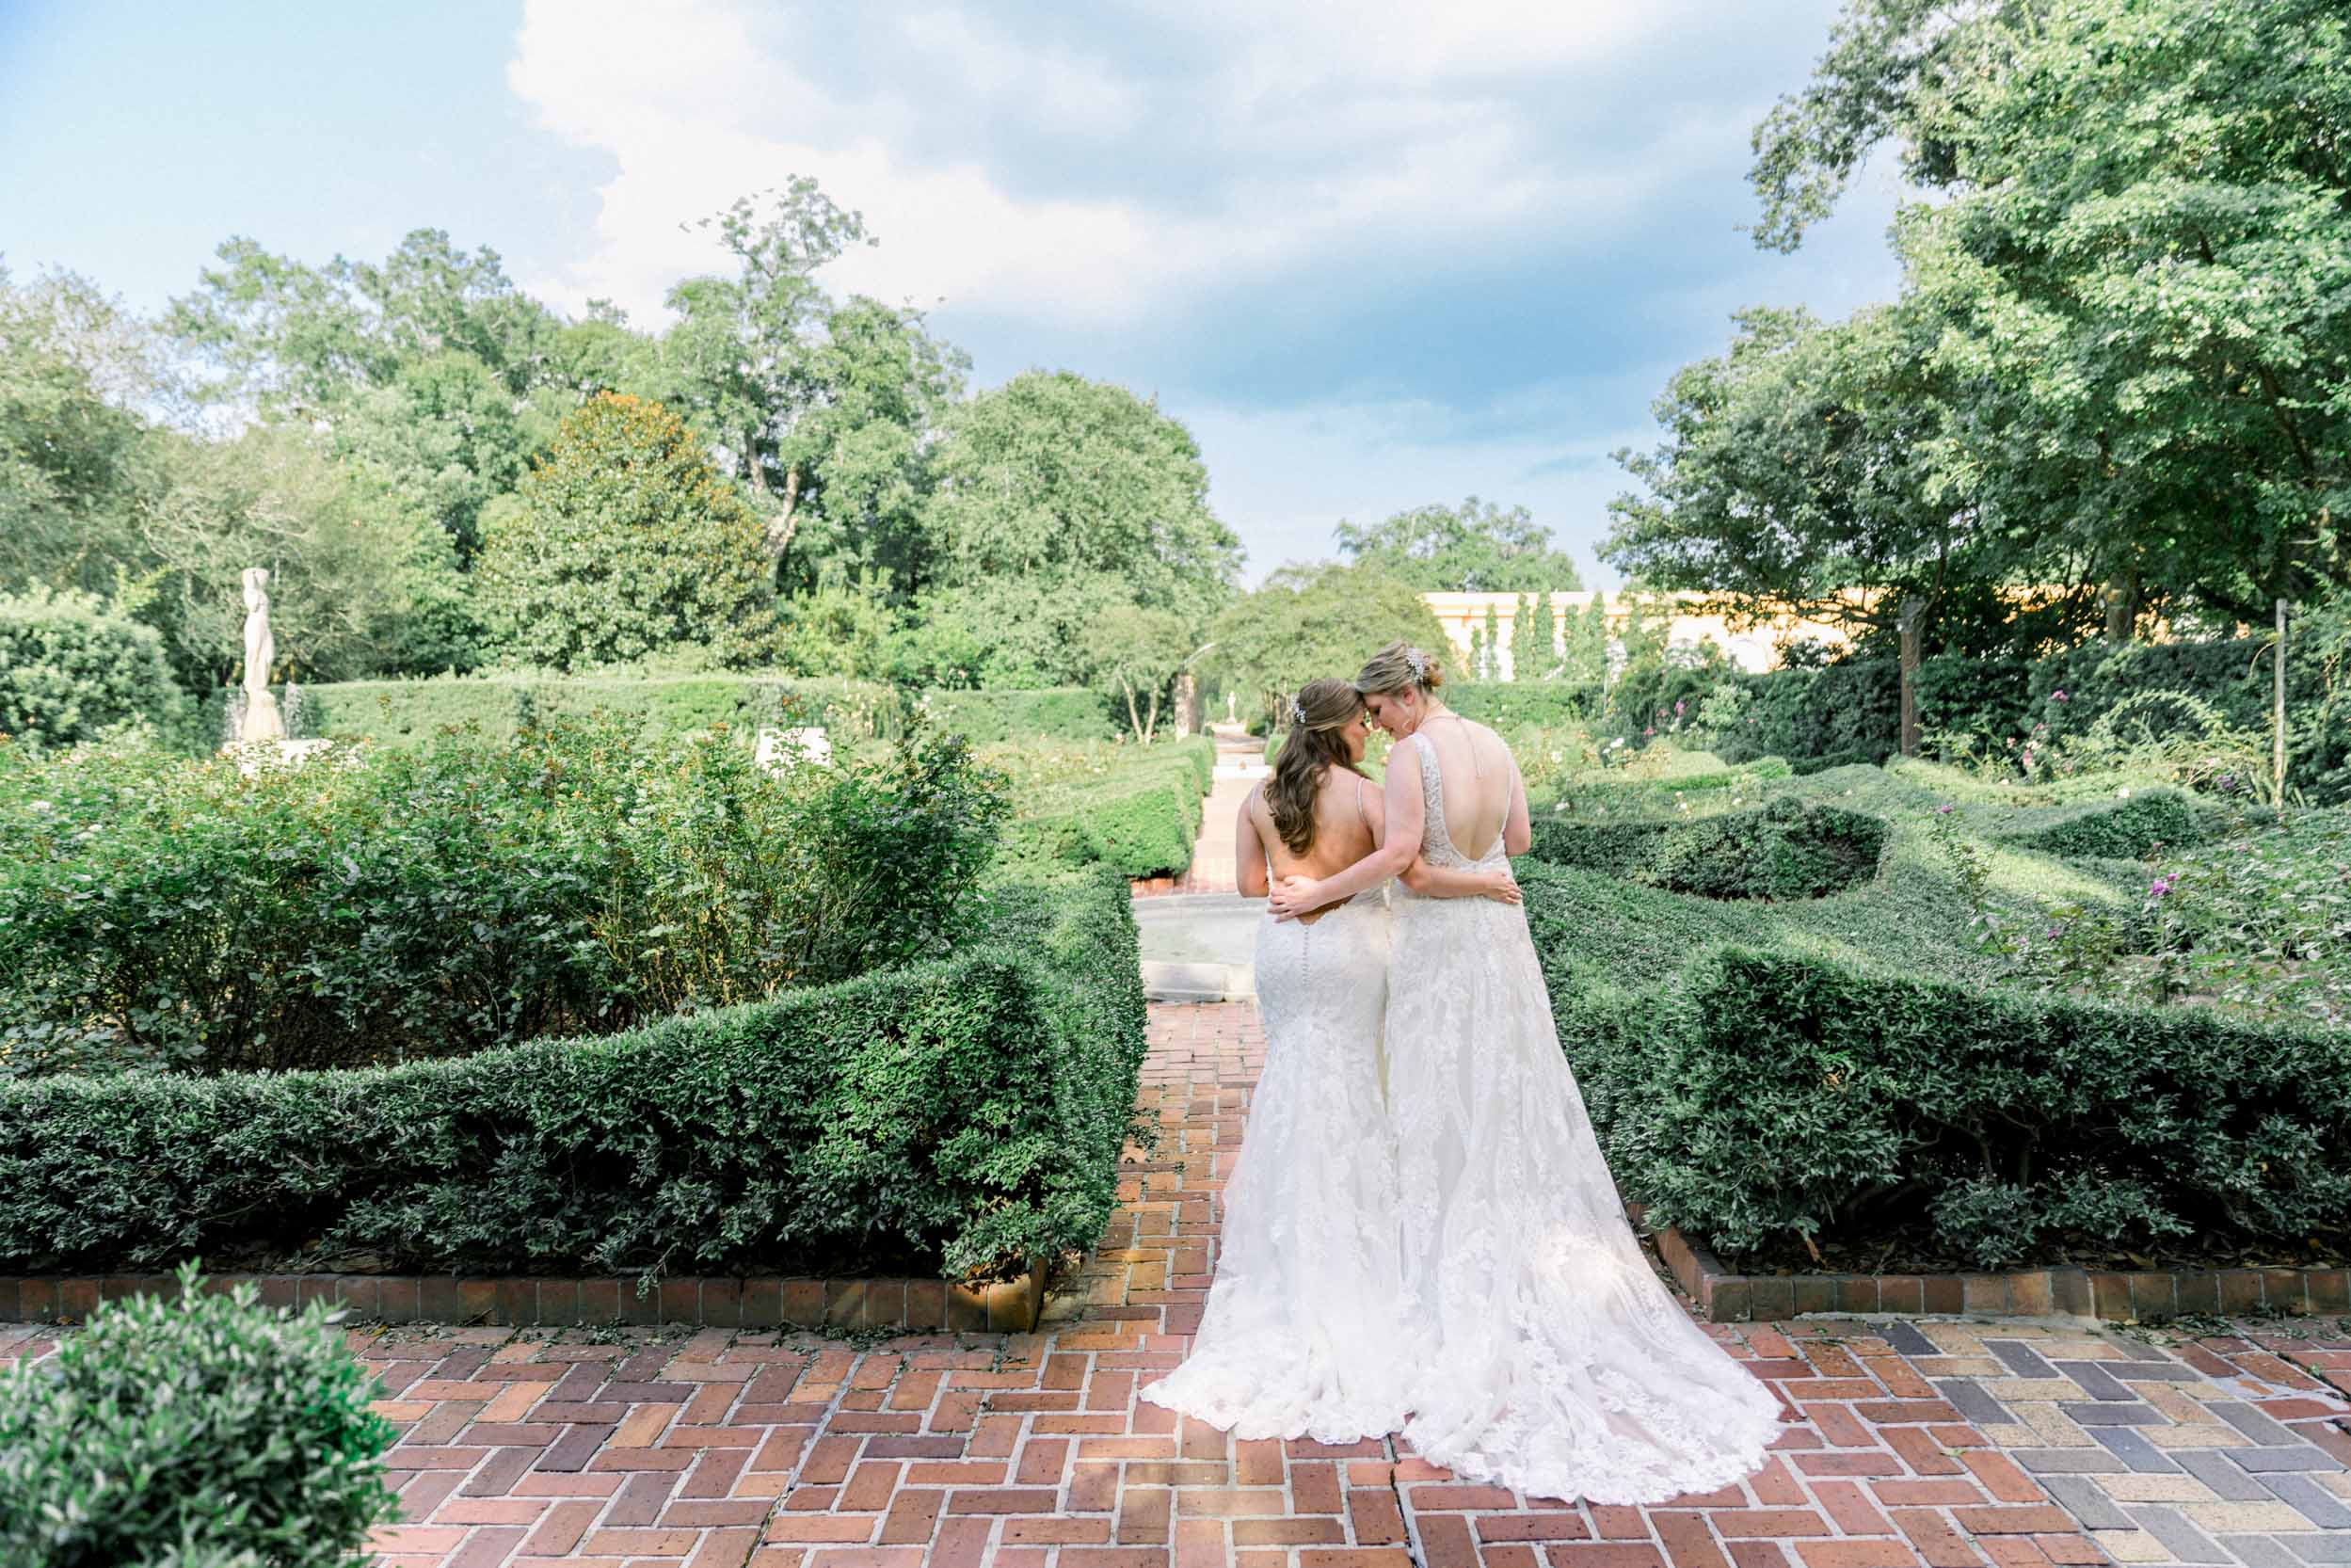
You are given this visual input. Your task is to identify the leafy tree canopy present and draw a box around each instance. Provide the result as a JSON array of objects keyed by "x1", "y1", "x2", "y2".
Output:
[
  {"x1": 1207, "y1": 561, "x2": 1450, "y2": 721},
  {"x1": 475, "y1": 394, "x2": 777, "y2": 672},
  {"x1": 922, "y1": 370, "x2": 1240, "y2": 624},
  {"x1": 1743, "y1": 0, "x2": 2351, "y2": 624},
  {"x1": 1335, "y1": 496, "x2": 1583, "y2": 593}
]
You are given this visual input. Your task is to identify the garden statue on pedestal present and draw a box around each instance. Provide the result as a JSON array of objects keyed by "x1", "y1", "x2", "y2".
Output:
[{"x1": 238, "y1": 568, "x2": 285, "y2": 743}]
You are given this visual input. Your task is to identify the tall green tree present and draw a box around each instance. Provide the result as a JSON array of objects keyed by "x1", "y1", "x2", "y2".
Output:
[
  {"x1": 1509, "y1": 592, "x2": 1554, "y2": 680},
  {"x1": 0, "y1": 268, "x2": 167, "y2": 598},
  {"x1": 1207, "y1": 563, "x2": 1449, "y2": 724},
  {"x1": 649, "y1": 183, "x2": 966, "y2": 596},
  {"x1": 920, "y1": 370, "x2": 1240, "y2": 659},
  {"x1": 168, "y1": 231, "x2": 583, "y2": 559},
  {"x1": 1083, "y1": 605, "x2": 1196, "y2": 744},
  {"x1": 474, "y1": 394, "x2": 777, "y2": 671},
  {"x1": 1749, "y1": 0, "x2": 2351, "y2": 626},
  {"x1": 1335, "y1": 497, "x2": 1583, "y2": 593}
]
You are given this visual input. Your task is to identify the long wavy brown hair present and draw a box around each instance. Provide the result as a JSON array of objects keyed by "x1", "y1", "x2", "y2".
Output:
[{"x1": 1265, "y1": 678, "x2": 1368, "y2": 855}]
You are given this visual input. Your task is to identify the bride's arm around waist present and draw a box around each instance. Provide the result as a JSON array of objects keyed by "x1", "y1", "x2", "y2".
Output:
[
  {"x1": 1398, "y1": 856, "x2": 1520, "y2": 904},
  {"x1": 1268, "y1": 743, "x2": 1423, "y2": 919}
]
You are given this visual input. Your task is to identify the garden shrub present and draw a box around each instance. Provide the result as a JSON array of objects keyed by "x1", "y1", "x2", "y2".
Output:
[
  {"x1": 2001, "y1": 789, "x2": 2208, "y2": 859},
  {"x1": 1527, "y1": 797, "x2": 1886, "y2": 901},
  {"x1": 0, "y1": 586, "x2": 185, "y2": 747},
  {"x1": 1002, "y1": 735, "x2": 1215, "y2": 879},
  {"x1": 0, "y1": 1264, "x2": 396, "y2": 1567},
  {"x1": 1447, "y1": 680, "x2": 1591, "y2": 731},
  {"x1": 1588, "y1": 946, "x2": 2351, "y2": 1270},
  {"x1": 0, "y1": 719, "x2": 1003, "y2": 1076},
  {"x1": 920, "y1": 686, "x2": 1116, "y2": 744},
  {"x1": 300, "y1": 672, "x2": 907, "y2": 748},
  {"x1": 0, "y1": 869, "x2": 1143, "y2": 1284}
]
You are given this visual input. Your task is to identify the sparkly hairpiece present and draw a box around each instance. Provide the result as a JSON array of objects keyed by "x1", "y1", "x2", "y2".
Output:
[
  {"x1": 1404, "y1": 647, "x2": 1428, "y2": 680},
  {"x1": 1290, "y1": 696, "x2": 1308, "y2": 727}
]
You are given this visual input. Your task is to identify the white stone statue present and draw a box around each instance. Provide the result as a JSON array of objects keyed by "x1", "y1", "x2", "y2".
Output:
[{"x1": 238, "y1": 567, "x2": 285, "y2": 743}]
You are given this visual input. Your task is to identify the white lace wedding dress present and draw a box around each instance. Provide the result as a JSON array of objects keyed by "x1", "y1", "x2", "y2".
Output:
[
  {"x1": 1385, "y1": 728, "x2": 1783, "y2": 1504},
  {"x1": 1141, "y1": 884, "x2": 1415, "y2": 1442}
]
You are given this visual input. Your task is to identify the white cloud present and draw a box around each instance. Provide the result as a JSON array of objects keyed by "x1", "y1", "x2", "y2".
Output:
[
  {"x1": 501, "y1": 0, "x2": 1905, "y2": 575},
  {"x1": 504, "y1": 0, "x2": 1759, "y2": 329}
]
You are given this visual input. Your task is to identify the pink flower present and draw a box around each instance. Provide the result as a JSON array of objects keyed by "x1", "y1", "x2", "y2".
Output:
[
  {"x1": 1934, "y1": 803, "x2": 1955, "y2": 815},
  {"x1": 1643, "y1": 726, "x2": 1655, "y2": 737},
  {"x1": 1674, "y1": 699, "x2": 1686, "y2": 716},
  {"x1": 2052, "y1": 690, "x2": 2069, "y2": 702},
  {"x1": 2149, "y1": 876, "x2": 2174, "y2": 898}
]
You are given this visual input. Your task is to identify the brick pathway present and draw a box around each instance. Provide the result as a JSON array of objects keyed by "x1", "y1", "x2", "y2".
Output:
[{"x1": 7, "y1": 1001, "x2": 2351, "y2": 1568}]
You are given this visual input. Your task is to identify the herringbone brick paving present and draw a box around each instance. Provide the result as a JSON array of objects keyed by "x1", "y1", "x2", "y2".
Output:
[{"x1": 6, "y1": 1000, "x2": 2350, "y2": 1568}]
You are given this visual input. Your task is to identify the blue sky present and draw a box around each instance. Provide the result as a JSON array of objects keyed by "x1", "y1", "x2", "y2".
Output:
[{"x1": 2, "y1": 0, "x2": 1905, "y2": 584}]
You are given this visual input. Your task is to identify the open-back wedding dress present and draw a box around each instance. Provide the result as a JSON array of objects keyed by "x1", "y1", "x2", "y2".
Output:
[
  {"x1": 1139, "y1": 879, "x2": 1415, "y2": 1442},
  {"x1": 1383, "y1": 722, "x2": 1783, "y2": 1504}
]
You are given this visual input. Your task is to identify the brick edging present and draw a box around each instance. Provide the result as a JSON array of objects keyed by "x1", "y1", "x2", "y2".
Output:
[
  {"x1": 0, "y1": 1260, "x2": 1048, "y2": 1333},
  {"x1": 1655, "y1": 1226, "x2": 2351, "y2": 1321}
]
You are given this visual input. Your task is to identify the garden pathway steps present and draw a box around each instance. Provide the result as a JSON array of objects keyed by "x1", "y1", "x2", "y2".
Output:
[{"x1": 6, "y1": 1001, "x2": 2350, "y2": 1568}]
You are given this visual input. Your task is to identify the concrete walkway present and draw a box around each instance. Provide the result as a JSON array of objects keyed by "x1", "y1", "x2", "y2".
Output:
[
  {"x1": 12, "y1": 1001, "x2": 2349, "y2": 1568},
  {"x1": 1138, "y1": 726, "x2": 1267, "y2": 1001}
]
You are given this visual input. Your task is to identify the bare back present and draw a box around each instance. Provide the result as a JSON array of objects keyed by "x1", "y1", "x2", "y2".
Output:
[
  {"x1": 1244, "y1": 768, "x2": 1380, "y2": 922},
  {"x1": 1411, "y1": 714, "x2": 1519, "y2": 861}
]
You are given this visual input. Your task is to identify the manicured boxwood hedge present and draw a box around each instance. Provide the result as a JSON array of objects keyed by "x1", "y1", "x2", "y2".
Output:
[
  {"x1": 1997, "y1": 788, "x2": 2209, "y2": 859},
  {"x1": 920, "y1": 687, "x2": 1116, "y2": 744},
  {"x1": 1004, "y1": 736, "x2": 1216, "y2": 879},
  {"x1": 1542, "y1": 942, "x2": 2351, "y2": 1271},
  {"x1": 1527, "y1": 796, "x2": 1887, "y2": 901},
  {"x1": 298, "y1": 674, "x2": 907, "y2": 747},
  {"x1": 0, "y1": 868, "x2": 1145, "y2": 1285}
]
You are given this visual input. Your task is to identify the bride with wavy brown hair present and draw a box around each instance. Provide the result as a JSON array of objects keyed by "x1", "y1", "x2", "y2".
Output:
[
  {"x1": 1142, "y1": 676, "x2": 1517, "y2": 1443},
  {"x1": 1269, "y1": 641, "x2": 1781, "y2": 1504}
]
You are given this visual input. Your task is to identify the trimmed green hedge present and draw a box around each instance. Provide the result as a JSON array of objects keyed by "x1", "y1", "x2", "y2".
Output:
[
  {"x1": 0, "y1": 868, "x2": 1144, "y2": 1283},
  {"x1": 1528, "y1": 797, "x2": 1887, "y2": 901},
  {"x1": 2000, "y1": 789, "x2": 2210, "y2": 859},
  {"x1": 920, "y1": 688, "x2": 1116, "y2": 744},
  {"x1": 1548, "y1": 944, "x2": 2351, "y2": 1270},
  {"x1": 298, "y1": 674, "x2": 906, "y2": 746},
  {"x1": 1005, "y1": 736, "x2": 1216, "y2": 879}
]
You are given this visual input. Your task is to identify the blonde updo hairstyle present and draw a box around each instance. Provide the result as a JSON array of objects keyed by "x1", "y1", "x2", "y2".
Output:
[
  {"x1": 1264, "y1": 677, "x2": 1368, "y2": 855},
  {"x1": 1352, "y1": 640, "x2": 1445, "y2": 699}
]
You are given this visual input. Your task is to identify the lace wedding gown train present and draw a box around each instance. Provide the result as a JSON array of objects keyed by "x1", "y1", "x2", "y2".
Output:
[
  {"x1": 1386, "y1": 733, "x2": 1783, "y2": 1504},
  {"x1": 1140, "y1": 887, "x2": 1415, "y2": 1442}
]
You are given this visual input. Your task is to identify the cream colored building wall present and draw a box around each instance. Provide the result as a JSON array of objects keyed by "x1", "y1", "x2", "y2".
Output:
[{"x1": 1420, "y1": 591, "x2": 1861, "y2": 679}]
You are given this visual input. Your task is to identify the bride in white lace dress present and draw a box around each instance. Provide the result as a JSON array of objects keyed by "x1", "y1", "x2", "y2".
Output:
[
  {"x1": 1269, "y1": 642, "x2": 1782, "y2": 1505},
  {"x1": 1143, "y1": 678, "x2": 1519, "y2": 1442}
]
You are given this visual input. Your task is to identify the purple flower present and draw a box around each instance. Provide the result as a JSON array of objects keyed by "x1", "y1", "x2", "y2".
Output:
[
  {"x1": 1934, "y1": 803, "x2": 1955, "y2": 815},
  {"x1": 2046, "y1": 925, "x2": 2063, "y2": 939},
  {"x1": 2149, "y1": 876, "x2": 2174, "y2": 898}
]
